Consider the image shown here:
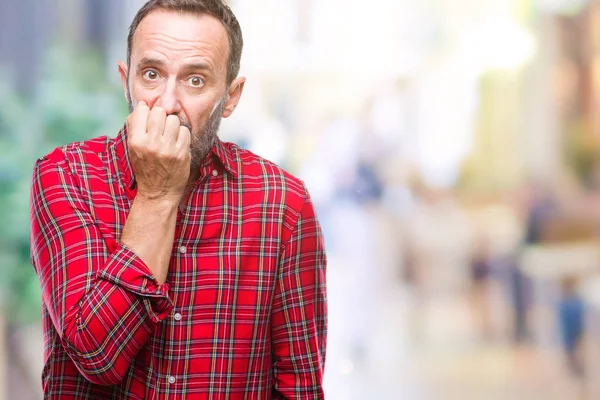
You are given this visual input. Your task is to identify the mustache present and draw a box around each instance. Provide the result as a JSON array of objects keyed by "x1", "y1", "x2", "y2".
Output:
[{"x1": 178, "y1": 119, "x2": 192, "y2": 132}]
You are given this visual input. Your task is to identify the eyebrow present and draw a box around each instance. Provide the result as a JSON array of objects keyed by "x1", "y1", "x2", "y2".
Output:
[
  {"x1": 136, "y1": 57, "x2": 166, "y2": 71},
  {"x1": 136, "y1": 57, "x2": 213, "y2": 74},
  {"x1": 180, "y1": 63, "x2": 214, "y2": 77}
]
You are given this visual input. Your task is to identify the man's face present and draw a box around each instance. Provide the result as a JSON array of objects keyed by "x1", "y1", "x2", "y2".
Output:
[{"x1": 118, "y1": 9, "x2": 244, "y2": 169}]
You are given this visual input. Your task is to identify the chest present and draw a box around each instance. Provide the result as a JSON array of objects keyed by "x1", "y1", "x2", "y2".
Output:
[{"x1": 82, "y1": 174, "x2": 286, "y2": 309}]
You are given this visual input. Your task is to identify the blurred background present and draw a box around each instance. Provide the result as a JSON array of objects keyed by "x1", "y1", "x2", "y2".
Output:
[{"x1": 5, "y1": 0, "x2": 600, "y2": 399}]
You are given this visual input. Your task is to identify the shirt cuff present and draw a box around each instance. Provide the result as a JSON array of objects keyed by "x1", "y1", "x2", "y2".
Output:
[{"x1": 97, "y1": 243, "x2": 174, "y2": 323}]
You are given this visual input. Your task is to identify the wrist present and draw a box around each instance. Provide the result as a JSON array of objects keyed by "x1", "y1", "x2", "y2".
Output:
[{"x1": 133, "y1": 193, "x2": 180, "y2": 212}]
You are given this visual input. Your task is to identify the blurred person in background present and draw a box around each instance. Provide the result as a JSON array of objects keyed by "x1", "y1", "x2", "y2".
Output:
[
  {"x1": 28, "y1": 1, "x2": 327, "y2": 398},
  {"x1": 468, "y1": 236, "x2": 494, "y2": 340},
  {"x1": 557, "y1": 277, "x2": 584, "y2": 377},
  {"x1": 511, "y1": 179, "x2": 556, "y2": 344}
]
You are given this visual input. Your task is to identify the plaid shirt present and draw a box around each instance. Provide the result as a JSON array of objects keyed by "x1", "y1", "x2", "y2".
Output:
[{"x1": 29, "y1": 127, "x2": 327, "y2": 399}]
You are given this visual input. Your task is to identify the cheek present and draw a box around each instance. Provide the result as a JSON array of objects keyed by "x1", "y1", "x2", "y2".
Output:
[
  {"x1": 130, "y1": 85, "x2": 161, "y2": 109},
  {"x1": 183, "y1": 99, "x2": 215, "y2": 128}
]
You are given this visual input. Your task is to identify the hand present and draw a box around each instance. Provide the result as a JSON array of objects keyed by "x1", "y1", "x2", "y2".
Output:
[{"x1": 126, "y1": 101, "x2": 191, "y2": 203}]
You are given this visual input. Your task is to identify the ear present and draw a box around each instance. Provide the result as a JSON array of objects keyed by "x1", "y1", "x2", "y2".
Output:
[
  {"x1": 222, "y1": 76, "x2": 246, "y2": 118},
  {"x1": 118, "y1": 61, "x2": 130, "y2": 102}
]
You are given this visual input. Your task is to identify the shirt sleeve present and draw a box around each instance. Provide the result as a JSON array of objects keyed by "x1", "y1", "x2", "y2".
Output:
[
  {"x1": 29, "y1": 150, "x2": 174, "y2": 386},
  {"x1": 271, "y1": 185, "x2": 328, "y2": 399}
]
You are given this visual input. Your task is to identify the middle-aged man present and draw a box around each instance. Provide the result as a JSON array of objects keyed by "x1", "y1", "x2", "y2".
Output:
[{"x1": 29, "y1": 1, "x2": 327, "y2": 398}]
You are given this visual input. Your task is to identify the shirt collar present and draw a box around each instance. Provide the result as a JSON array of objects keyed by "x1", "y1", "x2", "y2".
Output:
[
  {"x1": 112, "y1": 124, "x2": 239, "y2": 190},
  {"x1": 210, "y1": 132, "x2": 239, "y2": 178}
]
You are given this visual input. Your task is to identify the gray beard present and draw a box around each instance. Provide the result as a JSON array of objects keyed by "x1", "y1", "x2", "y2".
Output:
[
  {"x1": 127, "y1": 91, "x2": 226, "y2": 173},
  {"x1": 190, "y1": 98, "x2": 226, "y2": 172}
]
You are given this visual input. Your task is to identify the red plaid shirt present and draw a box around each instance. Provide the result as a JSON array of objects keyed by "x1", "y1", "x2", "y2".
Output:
[{"x1": 29, "y1": 126, "x2": 327, "y2": 399}]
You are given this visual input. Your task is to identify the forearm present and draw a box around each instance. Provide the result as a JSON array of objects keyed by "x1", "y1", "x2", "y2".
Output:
[
  {"x1": 121, "y1": 195, "x2": 179, "y2": 284},
  {"x1": 67, "y1": 197, "x2": 179, "y2": 384},
  {"x1": 61, "y1": 278, "x2": 166, "y2": 385},
  {"x1": 44, "y1": 241, "x2": 174, "y2": 386}
]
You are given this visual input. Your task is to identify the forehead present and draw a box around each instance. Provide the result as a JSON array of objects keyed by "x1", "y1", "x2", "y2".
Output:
[{"x1": 131, "y1": 9, "x2": 229, "y2": 71}]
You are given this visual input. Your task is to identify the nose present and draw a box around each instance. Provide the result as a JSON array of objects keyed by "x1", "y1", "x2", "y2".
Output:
[{"x1": 153, "y1": 78, "x2": 182, "y2": 115}]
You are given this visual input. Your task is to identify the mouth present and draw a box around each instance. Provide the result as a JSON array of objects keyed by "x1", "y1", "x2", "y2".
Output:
[{"x1": 177, "y1": 118, "x2": 192, "y2": 132}]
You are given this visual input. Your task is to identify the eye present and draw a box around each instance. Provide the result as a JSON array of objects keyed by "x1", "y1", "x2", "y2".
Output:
[
  {"x1": 188, "y1": 76, "x2": 204, "y2": 87},
  {"x1": 143, "y1": 70, "x2": 159, "y2": 80}
]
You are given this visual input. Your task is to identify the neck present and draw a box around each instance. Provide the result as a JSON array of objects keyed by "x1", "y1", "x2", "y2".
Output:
[
  {"x1": 187, "y1": 168, "x2": 200, "y2": 189},
  {"x1": 180, "y1": 171, "x2": 198, "y2": 209}
]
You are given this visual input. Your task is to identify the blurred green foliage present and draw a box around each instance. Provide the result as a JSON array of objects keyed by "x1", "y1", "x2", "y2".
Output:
[{"x1": 0, "y1": 45, "x2": 128, "y2": 324}]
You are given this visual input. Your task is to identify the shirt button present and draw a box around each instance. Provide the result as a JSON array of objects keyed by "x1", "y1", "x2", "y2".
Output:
[
  {"x1": 174, "y1": 312, "x2": 182, "y2": 321},
  {"x1": 212, "y1": 170, "x2": 218, "y2": 177},
  {"x1": 179, "y1": 246, "x2": 187, "y2": 254},
  {"x1": 168, "y1": 375, "x2": 176, "y2": 384}
]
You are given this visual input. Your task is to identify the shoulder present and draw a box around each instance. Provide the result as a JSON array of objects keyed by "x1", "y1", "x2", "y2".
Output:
[
  {"x1": 34, "y1": 135, "x2": 113, "y2": 176},
  {"x1": 225, "y1": 142, "x2": 308, "y2": 207}
]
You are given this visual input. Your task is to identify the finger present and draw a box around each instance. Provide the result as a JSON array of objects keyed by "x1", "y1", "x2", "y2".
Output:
[
  {"x1": 163, "y1": 115, "x2": 181, "y2": 145},
  {"x1": 128, "y1": 101, "x2": 149, "y2": 141},
  {"x1": 175, "y1": 125, "x2": 191, "y2": 155},
  {"x1": 146, "y1": 106, "x2": 167, "y2": 140}
]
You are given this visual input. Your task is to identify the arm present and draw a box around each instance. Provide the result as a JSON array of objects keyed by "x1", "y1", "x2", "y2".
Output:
[
  {"x1": 120, "y1": 103, "x2": 191, "y2": 284},
  {"x1": 30, "y1": 152, "x2": 176, "y2": 386},
  {"x1": 30, "y1": 102, "x2": 190, "y2": 386},
  {"x1": 271, "y1": 187, "x2": 328, "y2": 399},
  {"x1": 121, "y1": 194, "x2": 178, "y2": 285}
]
